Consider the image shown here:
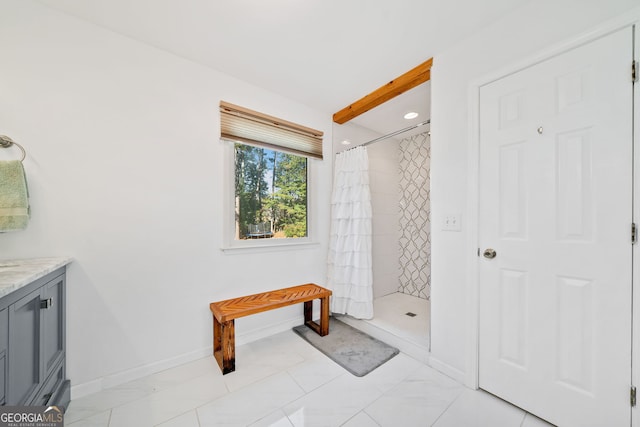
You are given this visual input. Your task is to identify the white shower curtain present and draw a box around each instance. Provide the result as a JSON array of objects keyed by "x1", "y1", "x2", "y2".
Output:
[{"x1": 327, "y1": 146, "x2": 373, "y2": 319}]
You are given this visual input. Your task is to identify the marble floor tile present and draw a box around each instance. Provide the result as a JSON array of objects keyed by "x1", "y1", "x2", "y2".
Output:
[
  {"x1": 282, "y1": 373, "x2": 384, "y2": 427},
  {"x1": 432, "y1": 388, "x2": 526, "y2": 427},
  {"x1": 65, "y1": 328, "x2": 559, "y2": 427},
  {"x1": 286, "y1": 354, "x2": 345, "y2": 393},
  {"x1": 197, "y1": 372, "x2": 305, "y2": 426},
  {"x1": 65, "y1": 357, "x2": 221, "y2": 424},
  {"x1": 223, "y1": 332, "x2": 307, "y2": 393},
  {"x1": 65, "y1": 387, "x2": 149, "y2": 424},
  {"x1": 247, "y1": 410, "x2": 295, "y2": 427},
  {"x1": 66, "y1": 409, "x2": 111, "y2": 427},
  {"x1": 108, "y1": 373, "x2": 228, "y2": 427},
  {"x1": 155, "y1": 410, "x2": 200, "y2": 427},
  {"x1": 522, "y1": 413, "x2": 556, "y2": 427},
  {"x1": 365, "y1": 363, "x2": 465, "y2": 426},
  {"x1": 357, "y1": 353, "x2": 426, "y2": 394},
  {"x1": 340, "y1": 411, "x2": 380, "y2": 427}
]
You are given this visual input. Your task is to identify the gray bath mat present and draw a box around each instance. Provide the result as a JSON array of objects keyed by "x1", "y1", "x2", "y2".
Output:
[{"x1": 293, "y1": 317, "x2": 399, "y2": 377}]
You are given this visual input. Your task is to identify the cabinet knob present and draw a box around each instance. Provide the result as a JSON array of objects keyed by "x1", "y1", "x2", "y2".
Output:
[{"x1": 40, "y1": 298, "x2": 53, "y2": 309}]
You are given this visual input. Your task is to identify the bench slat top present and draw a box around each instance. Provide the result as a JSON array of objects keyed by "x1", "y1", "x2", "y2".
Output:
[{"x1": 210, "y1": 283, "x2": 331, "y2": 322}]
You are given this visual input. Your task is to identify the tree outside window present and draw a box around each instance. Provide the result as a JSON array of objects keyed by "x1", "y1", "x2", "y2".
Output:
[{"x1": 234, "y1": 144, "x2": 307, "y2": 240}]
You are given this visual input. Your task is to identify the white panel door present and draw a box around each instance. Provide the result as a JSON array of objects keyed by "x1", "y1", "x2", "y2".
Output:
[{"x1": 478, "y1": 27, "x2": 633, "y2": 427}]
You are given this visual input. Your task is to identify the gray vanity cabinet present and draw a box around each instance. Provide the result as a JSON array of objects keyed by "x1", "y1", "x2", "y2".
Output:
[
  {"x1": 2, "y1": 267, "x2": 69, "y2": 408},
  {"x1": 41, "y1": 277, "x2": 65, "y2": 384},
  {"x1": 0, "y1": 308, "x2": 7, "y2": 405},
  {"x1": 33, "y1": 275, "x2": 66, "y2": 407},
  {"x1": 8, "y1": 288, "x2": 42, "y2": 405}
]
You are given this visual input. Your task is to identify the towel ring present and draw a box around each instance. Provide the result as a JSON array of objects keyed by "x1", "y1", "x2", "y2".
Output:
[{"x1": 0, "y1": 135, "x2": 26, "y2": 162}]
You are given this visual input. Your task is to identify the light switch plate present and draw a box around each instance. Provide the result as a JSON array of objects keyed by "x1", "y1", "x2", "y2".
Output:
[{"x1": 442, "y1": 213, "x2": 462, "y2": 231}]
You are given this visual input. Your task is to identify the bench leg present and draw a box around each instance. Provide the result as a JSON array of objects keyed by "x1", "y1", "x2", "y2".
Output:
[
  {"x1": 319, "y1": 295, "x2": 329, "y2": 336},
  {"x1": 213, "y1": 315, "x2": 235, "y2": 374},
  {"x1": 304, "y1": 298, "x2": 330, "y2": 337}
]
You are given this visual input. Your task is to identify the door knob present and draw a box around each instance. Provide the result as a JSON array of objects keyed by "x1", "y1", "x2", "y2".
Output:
[{"x1": 483, "y1": 248, "x2": 497, "y2": 259}]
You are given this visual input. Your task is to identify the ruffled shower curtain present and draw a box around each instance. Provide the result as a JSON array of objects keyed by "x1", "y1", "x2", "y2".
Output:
[{"x1": 327, "y1": 146, "x2": 373, "y2": 319}]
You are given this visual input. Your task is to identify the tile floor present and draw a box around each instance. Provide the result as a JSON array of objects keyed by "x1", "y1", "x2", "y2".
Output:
[
  {"x1": 65, "y1": 327, "x2": 555, "y2": 426},
  {"x1": 337, "y1": 293, "x2": 430, "y2": 364},
  {"x1": 367, "y1": 293, "x2": 430, "y2": 345}
]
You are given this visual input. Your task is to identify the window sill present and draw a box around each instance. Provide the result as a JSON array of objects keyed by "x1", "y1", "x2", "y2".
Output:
[{"x1": 221, "y1": 240, "x2": 320, "y2": 255}]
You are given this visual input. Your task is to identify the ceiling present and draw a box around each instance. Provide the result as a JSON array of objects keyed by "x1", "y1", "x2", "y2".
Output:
[
  {"x1": 350, "y1": 81, "x2": 431, "y2": 142},
  {"x1": 35, "y1": 0, "x2": 530, "y2": 136}
]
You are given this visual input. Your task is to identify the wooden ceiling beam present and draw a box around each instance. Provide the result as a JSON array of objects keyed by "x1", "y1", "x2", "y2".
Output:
[{"x1": 332, "y1": 58, "x2": 433, "y2": 125}]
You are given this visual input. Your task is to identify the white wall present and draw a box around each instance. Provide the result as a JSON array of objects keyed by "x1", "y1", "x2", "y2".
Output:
[
  {"x1": 430, "y1": 0, "x2": 640, "y2": 381},
  {"x1": 367, "y1": 139, "x2": 401, "y2": 299},
  {"x1": 0, "y1": 1, "x2": 332, "y2": 395}
]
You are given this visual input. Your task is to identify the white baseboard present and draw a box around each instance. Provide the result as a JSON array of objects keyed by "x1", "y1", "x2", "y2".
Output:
[
  {"x1": 102, "y1": 347, "x2": 213, "y2": 390},
  {"x1": 70, "y1": 346, "x2": 211, "y2": 400},
  {"x1": 70, "y1": 315, "x2": 304, "y2": 399},
  {"x1": 428, "y1": 355, "x2": 466, "y2": 385},
  {"x1": 69, "y1": 378, "x2": 103, "y2": 400}
]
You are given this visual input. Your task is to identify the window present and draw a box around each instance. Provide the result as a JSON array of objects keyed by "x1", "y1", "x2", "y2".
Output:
[
  {"x1": 234, "y1": 144, "x2": 307, "y2": 240},
  {"x1": 220, "y1": 101, "x2": 323, "y2": 249}
]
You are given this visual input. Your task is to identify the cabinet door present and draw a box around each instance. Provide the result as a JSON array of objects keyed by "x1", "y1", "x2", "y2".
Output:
[
  {"x1": 7, "y1": 289, "x2": 41, "y2": 405},
  {"x1": 42, "y1": 276, "x2": 65, "y2": 376}
]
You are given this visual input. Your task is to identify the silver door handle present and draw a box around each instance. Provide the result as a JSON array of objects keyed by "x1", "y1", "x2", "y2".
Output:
[{"x1": 483, "y1": 248, "x2": 497, "y2": 259}]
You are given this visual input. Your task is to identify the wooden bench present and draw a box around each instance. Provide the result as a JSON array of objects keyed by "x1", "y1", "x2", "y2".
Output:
[{"x1": 209, "y1": 283, "x2": 332, "y2": 374}]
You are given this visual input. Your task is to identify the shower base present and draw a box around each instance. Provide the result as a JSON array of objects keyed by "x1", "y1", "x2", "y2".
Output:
[{"x1": 334, "y1": 292, "x2": 430, "y2": 364}]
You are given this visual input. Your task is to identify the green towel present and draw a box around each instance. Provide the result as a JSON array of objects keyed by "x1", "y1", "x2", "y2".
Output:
[{"x1": 0, "y1": 160, "x2": 29, "y2": 231}]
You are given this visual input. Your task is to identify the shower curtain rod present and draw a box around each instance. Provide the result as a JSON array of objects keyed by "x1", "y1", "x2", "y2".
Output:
[{"x1": 357, "y1": 119, "x2": 430, "y2": 148}]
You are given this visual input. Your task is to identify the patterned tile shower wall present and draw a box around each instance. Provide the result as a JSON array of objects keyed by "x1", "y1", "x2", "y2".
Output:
[{"x1": 398, "y1": 132, "x2": 430, "y2": 299}]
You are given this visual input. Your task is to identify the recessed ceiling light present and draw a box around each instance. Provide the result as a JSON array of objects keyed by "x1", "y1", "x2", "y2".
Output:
[
  {"x1": 341, "y1": 140, "x2": 351, "y2": 145},
  {"x1": 404, "y1": 112, "x2": 419, "y2": 120}
]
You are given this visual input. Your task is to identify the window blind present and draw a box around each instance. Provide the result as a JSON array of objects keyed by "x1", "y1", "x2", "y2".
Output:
[{"x1": 220, "y1": 101, "x2": 324, "y2": 160}]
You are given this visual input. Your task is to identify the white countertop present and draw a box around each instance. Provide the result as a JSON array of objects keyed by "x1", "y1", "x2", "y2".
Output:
[{"x1": 0, "y1": 257, "x2": 73, "y2": 298}]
